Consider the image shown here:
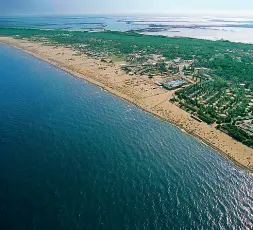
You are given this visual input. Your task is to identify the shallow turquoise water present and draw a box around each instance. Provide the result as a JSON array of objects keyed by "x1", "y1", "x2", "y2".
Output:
[{"x1": 0, "y1": 45, "x2": 252, "y2": 230}]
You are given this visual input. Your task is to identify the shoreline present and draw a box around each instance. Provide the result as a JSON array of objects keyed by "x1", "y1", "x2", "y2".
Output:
[{"x1": 1, "y1": 37, "x2": 252, "y2": 172}]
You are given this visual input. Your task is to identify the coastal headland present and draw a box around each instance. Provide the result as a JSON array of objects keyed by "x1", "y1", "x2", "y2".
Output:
[{"x1": 0, "y1": 36, "x2": 252, "y2": 172}]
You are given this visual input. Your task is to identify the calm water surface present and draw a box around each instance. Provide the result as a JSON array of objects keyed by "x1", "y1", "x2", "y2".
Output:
[
  {"x1": 1, "y1": 15, "x2": 253, "y2": 43},
  {"x1": 0, "y1": 45, "x2": 252, "y2": 230},
  {"x1": 0, "y1": 15, "x2": 145, "y2": 31}
]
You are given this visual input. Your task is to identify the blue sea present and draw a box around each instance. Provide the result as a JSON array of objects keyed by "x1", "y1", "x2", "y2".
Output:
[{"x1": 0, "y1": 43, "x2": 253, "y2": 229}]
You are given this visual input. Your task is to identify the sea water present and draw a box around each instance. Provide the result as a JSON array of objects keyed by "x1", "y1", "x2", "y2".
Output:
[{"x1": 0, "y1": 45, "x2": 252, "y2": 229}]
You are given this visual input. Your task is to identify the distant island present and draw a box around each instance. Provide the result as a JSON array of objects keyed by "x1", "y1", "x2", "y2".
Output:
[{"x1": 0, "y1": 28, "x2": 252, "y2": 171}]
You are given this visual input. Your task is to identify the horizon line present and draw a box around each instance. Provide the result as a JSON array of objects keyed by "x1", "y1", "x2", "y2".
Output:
[{"x1": 1, "y1": 10, "x2": 253, "y2": 18}]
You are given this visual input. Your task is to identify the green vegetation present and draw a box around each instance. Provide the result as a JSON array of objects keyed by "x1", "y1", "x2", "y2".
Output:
[
  {"x1": 1, "y1": 27, "x2": 253, "y2": 83},
  {"x1": 174, "y1": 80, "x2": 253, "y2": 147},
  {"x1": 1, "y1": 27, "x2": 253, "y2": 147}
]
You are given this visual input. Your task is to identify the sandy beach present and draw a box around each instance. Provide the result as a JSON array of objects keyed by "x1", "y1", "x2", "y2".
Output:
[{"x1": 1, "y1": 36, "x2": 252, "y2": 172}]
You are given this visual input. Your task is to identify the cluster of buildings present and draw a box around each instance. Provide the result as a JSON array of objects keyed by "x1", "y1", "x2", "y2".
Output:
[{"x1": 235, "y1": 115, "x2": 253, "y2": 137}]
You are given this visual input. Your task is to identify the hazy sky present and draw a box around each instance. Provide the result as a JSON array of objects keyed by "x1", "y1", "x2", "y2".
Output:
[{"x1": 1, "y1": 0, "x2": 253, "y2": 16}]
